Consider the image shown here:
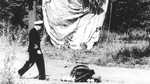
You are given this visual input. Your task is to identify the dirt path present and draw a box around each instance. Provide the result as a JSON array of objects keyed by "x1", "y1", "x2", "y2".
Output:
[{"x1": 1, "y1": 51, "x2": 150, "y2": 84}]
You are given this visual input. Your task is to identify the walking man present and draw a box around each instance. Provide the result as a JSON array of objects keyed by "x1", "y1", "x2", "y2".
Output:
[{"x1": 18, "y1": 20, "x2": 46, "y2": 80}]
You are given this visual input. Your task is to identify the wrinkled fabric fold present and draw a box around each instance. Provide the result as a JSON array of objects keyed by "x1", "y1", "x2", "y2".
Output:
[{"x1": 42, "y1": 0, "x2": 109, "y2": 50}]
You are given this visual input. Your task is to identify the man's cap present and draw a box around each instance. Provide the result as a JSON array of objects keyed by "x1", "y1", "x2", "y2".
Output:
[{"x1": 34, "y1": 20, "x2": 43, "y2": 25}]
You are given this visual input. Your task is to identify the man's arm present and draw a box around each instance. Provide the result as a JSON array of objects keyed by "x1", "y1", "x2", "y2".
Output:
[{"x1": 29, "y1": 29, "x2": 40, "y2": 50}]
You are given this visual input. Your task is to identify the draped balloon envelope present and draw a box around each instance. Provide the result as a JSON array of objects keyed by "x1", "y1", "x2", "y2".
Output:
[{"x1": 42, "y1": 0, "x2": 109, "y2": 50}]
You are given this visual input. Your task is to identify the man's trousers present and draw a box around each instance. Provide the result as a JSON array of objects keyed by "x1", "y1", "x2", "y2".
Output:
[{"x1": 18, "y1": 51, "x2": 45, "y2": 79}]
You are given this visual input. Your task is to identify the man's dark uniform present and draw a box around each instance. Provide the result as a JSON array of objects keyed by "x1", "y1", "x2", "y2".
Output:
[{"x1": 18, "y1": 28, "x2": 45, "y2": 80}]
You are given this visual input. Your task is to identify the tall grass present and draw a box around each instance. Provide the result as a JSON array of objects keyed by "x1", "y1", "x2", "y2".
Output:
[
  {"x1": 42, "y1": 29, "x2": 150, "y2": 69},
  {"x1": 90, "y1": 29, "x2": 150, "y2": 68},
  {"x1": 0, "y1": 46, "x2": 16, "y2": 84},
  {"x1": 0, "y1": 22, "x2": 28, "y2": 84},
  {"x1": 92, "y1": 29, "x2": 150, "y2": 68}
]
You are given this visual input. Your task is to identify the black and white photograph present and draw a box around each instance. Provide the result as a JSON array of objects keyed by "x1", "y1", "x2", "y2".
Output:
[{"x1": 0, "y1": 0, "x2": 150, "y2": 84}]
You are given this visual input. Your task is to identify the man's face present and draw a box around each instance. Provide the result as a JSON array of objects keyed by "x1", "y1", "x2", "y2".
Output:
[{"x1": 36, "y1": 25, "x2": 42, "y2": 30}]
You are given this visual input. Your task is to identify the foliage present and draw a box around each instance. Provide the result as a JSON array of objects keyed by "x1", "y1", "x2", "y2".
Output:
[
  {"x1": 0, "y1": 0, "x2": 28, "y2": 28},
  {"x1": 0, "y1": 0, "x2": 42, "y2": 29},
  {"x1": 110, "y1": 0, "x2": 150, "y2": 33}
]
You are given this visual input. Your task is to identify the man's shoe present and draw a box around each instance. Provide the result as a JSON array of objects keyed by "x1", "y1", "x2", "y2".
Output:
[
  {"x1": 18, "y1": 70, "x2": 23, "y2": 79},
  {"x1": 39, "y1": 76, "x2": 45, "y2": 80},
  {"x1": 33, "y1": 75, "x2": 40, "y2": 79}
]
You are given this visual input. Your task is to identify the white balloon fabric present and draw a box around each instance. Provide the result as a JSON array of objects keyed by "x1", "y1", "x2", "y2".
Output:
[{"x1": 42, "y1": 0, "x2": 109, "y2": 50}]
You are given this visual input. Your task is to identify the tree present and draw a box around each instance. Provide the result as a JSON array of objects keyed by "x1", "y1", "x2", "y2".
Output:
[{"x1": 28, "y1": 0, "x2": 37, "y2": 31}]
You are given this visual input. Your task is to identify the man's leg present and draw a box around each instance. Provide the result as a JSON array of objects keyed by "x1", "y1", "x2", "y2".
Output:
[
  {"x1": 36, "y1": 54, "x2": 45, "y2": 80},
  {"x1": 18, "y1": 53, "x2": 35, "y2": 76},
  {"x1": 18, "y1": 61, "x2": 34, "y2": 76}
]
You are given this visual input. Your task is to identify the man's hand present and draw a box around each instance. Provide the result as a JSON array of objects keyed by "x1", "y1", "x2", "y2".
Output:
[
  {"x1": 37, "y1": 50, "x2": 42, "y2": 55},
  {"x1": 34, "y1": 44, "x2": 38, "y2": 49}
]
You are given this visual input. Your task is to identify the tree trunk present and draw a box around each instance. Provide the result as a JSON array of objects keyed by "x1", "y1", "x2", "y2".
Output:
[{"x1": 28, "y1": 0, "x2": 37, "y2": 32}]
